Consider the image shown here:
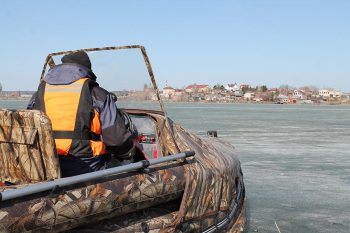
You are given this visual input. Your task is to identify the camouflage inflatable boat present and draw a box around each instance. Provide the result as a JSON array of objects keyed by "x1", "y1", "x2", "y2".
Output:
[{"x1": 0, "y1": 46, "x2": 246, "y2": 232}]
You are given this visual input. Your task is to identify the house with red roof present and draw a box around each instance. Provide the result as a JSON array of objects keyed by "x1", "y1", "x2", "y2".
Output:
[
  {"x1": 185, "y1": 84, "x2": 210, "y2": 93},
  {"x1": 162, "y1": 86, "x2": 175, "y2": 98}
]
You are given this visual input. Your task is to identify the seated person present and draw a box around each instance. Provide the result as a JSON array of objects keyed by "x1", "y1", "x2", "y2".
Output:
[{"x1": 28, "y1": 51, "x2": 138, "y2": 177}]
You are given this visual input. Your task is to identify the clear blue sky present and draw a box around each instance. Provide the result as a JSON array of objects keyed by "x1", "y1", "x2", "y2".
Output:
[{"x1": 0, "y1": 0, "x2": 349, "y2": 92}]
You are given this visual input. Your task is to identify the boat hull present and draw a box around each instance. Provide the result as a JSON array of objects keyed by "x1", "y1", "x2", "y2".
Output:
[
  {"x1": 0, "y1": 109, "x2": 246, "y2": 232},
  {"x1": 0, "y1": 163, "x2": 186, "y2": 232}
]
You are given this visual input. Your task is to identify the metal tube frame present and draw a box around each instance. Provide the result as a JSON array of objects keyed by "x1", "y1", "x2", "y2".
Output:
[{"x1": 0, "y1": 151, "x2": 194, "y2": 202}]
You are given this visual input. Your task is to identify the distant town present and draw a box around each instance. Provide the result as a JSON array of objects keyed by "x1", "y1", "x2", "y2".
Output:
[
  {"x1": 1, "y1": 82, "x2": 350, "y2": 105},
  {"x1": 115, "y1": 83, "x2": 350, "y2": 105}
]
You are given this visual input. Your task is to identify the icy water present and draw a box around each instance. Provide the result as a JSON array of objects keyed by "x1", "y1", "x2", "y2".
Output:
[
  {"x1": 1, "y1": 100, "x2": 350, "y2": 233},
  {"x1": 164, "y1": 103, "x2": 350, "y2": 233},
  {"x1": 0, "y1": 100, "x2": 29, "y2": 109}
]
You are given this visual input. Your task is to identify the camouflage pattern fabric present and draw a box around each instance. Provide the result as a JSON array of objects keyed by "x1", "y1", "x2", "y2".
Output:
[
  {"x1": 70, "y1": 200, "x2": 181, "y2": 232},
  {"x1": 0, "y1": 163, "x2": 186, "y2": 232},
  {"x1": 61, "y1": 111, "x2": 246, "y2": 233},
  {"x1": 127, "y1": 111, "x2": 246, "y2": 232},
  {"x1": 73, "y1": 199, "x2": 245, "y2": 233},
  {"x1": 0, "y1": 110, "x2": 245, "y2": 233},
  {"x1": 157, "y1": 123, "x2": 244, "y2": 232},
  {"x1": 0, "y1": 109, "x2": 60, "y2": 184}
]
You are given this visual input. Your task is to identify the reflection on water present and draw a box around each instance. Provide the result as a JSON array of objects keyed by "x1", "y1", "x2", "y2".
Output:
[{"x1": 1, "y1": 100, "x2": 349, "y2": 232}]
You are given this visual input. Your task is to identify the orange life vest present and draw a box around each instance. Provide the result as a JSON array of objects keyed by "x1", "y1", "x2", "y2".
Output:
[{"x1": 36, "y1": 78, "x2": 107, "y2": 157}]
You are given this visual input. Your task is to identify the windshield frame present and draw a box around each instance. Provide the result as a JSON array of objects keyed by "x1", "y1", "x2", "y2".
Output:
[
  {"x1": 40, "y1": 45, "x2": 164, "y2": 112},
  {"x1": 40, "y1": 45, "x2": 180, "y2": 153}
]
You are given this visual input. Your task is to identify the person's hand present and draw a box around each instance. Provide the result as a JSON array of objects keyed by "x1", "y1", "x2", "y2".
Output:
[
  {"x1": 132, "y1": 138, "x2": 148, "y2": 159},
  {"x1": 132, "y1": 137, "x2": 143, "y2": 152}
]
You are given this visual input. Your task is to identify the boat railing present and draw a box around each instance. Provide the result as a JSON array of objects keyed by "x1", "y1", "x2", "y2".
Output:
[{"x1": 0, "y1": 150, "x2": 195, "y2": 202}]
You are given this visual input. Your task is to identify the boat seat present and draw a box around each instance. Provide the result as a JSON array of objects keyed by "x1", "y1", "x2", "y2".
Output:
[{"x1": 0, "y1": 109, "x2": 61, "y2": 184}]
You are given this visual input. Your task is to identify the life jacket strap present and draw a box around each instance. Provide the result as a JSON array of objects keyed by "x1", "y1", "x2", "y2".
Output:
[{"x1": 53, "y1": 131, "x2": 101, "y2": 141}]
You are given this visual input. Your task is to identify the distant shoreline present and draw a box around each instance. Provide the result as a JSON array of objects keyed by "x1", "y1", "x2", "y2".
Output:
[
  {"x1": 1, "y1": 97, "x2": 349, "y2": 106},
  {"x1": 0, "y1": 97, "x2": 31, "y2": 101}
]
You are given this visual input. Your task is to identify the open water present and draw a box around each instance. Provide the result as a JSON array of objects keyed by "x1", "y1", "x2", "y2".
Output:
[{"x1": 1, "y1": 100, "x2": 349, "y2": 233}]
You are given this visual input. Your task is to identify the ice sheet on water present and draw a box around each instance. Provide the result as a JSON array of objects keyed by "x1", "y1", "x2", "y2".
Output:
[{"x1": 166, "y1": 103, "x2": 350, "y2": 233}]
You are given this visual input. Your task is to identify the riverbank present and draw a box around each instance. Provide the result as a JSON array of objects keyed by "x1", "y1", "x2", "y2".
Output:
[
  {"x1": 0, "y1": 97, "x2": 31, "y2": 101},
  {"x1": 1, "y1": 97, "x2": 350, "y2": 106}
]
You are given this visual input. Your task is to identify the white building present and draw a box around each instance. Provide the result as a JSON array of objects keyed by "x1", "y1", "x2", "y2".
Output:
[
  {"x1": 225, "y1": 83, "x2": 239, "y2": 92},
  {"x1": 277, "y1": 94, "x2": 289, "y2": 103},
  {"x1": 162, "y1": 86, "x2": 175, "y2": 99},
  {"x1": 319, "y1": 89, "x2": 330, "y2": 97},
  {"x1": 330, "y1": 91, "x2": 342, "y2": 98},
  {"x1": 185, "y1": 84, "x2": 210, "y2": 93},
  {"x1": 243, "y1": 92, "x2": 254, "y2": 101},
  {"x1": 319, "y1": 89, "x2": 342, "y2": 98},
  {"x1": 293, "y1": 90, "x2": 306, "y2": 100}
]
